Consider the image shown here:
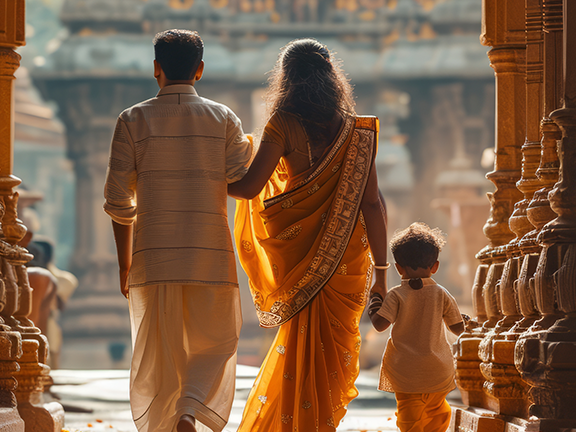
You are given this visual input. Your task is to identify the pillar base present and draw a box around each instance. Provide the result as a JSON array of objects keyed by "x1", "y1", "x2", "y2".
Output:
[
  {"x1": 0, "y1": 408, "x2": 24, "y2": 432},
  {"x1": 17, "y1": 400, "x2": 64, "y2": 432},
  {"x1": 449, "y1": 405, "x2": 576, "y2": 432}
]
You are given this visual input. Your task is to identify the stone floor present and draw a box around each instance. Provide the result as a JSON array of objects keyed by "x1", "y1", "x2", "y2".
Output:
[{"x1": 51, "y1": 366, "x2": 463, "y2": 432}]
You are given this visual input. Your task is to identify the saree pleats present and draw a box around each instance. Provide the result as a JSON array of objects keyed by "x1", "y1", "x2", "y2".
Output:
[
  {"x1": 235, "y1": 116, "x2": 377, "y2": 431},
  {"x1": 238, "y1": 222, "x2": 372, "y2": 431}
]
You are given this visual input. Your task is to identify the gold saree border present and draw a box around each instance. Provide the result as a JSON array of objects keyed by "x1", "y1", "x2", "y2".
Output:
[{"x1": 255, "y1": 117, "x2": 377, "y2": 328}]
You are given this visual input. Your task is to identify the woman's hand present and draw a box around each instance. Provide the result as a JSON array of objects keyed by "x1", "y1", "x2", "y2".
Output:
[{"x1": 370, "y1": 267, "x2": 388, "y2": 298}]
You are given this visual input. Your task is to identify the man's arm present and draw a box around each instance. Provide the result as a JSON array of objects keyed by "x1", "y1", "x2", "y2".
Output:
[
  {"x1": 224, "y1": 112, "x2": 255, "y2": 186},
  {"x1": 112, "y1": 221, "x2": 133, "y2": 299},
  {"x1": 228, "y1": 141, "x2": 284, "y2": 199},
  {"x1": 104, "y1": 117, "x2": 137, "y2": 298}
]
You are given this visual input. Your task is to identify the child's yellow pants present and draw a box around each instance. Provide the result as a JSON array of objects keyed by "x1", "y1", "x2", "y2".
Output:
[{"x1": 395, "y1": 391, "x2": 452, "y2": 432}]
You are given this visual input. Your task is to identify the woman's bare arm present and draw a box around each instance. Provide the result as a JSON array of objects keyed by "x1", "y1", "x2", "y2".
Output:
[
  {"x1": 228, "y1": 142, "x2": 284, "y2": 200},
  {"x1": 361, "y1": 160, "x2": 388, "y2": 296}
]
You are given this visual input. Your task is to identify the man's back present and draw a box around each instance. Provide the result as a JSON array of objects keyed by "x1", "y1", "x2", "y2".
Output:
[{"x1": 104, "y1": 84, "x2": 251, "y2": 289}]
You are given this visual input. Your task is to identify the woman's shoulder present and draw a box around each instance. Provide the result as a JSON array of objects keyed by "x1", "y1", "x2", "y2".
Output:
[
  {"x1": 263, "y1": 110, "x2": 306, "y2": 145},
  {"x1": 268, "y1": 110, "x2": 303, "y2": 126}
]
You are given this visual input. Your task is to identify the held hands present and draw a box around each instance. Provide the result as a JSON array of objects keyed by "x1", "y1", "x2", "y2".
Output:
[
  {"x1": 368, "y1": 293, "x2": 384, "y2": 319},
  {"x1": 368, "y1": 264, "x2": 392, "y2": 332},
  {"x1": 368, "y1": 265, "x2": 388, "y2": 318},
  {"x1": 370, "y1": 265, "x2": 388, "y2": 298}
]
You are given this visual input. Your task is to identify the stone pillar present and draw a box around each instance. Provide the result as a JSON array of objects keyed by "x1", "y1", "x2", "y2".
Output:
[
  {"x1": 453, "y1": 0, "x2": 526, "y2": 412},
  {"x1": 524, "y1": 0, "x2": 563, "y2": 252},
  {"x1": 0, "y1": 2, "x2": 27, "y2": 430},
  {"x1": 513, "y1": 0, "x2": 544, "y2": 251},
  {"x1": 475, "y1": 0, "x2": 547, "y2": 419},
  {"x1": 515, "y1": 0, "x2": 576, "y2": 425},
  {"x1": 0, "y1": 2, "x2": 65, "y2": 430},
  {"x1": 524, "y1": 0, "x2": 564, "y2": 333}
]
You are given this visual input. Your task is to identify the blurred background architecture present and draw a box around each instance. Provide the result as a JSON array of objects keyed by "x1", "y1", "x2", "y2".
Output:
[
  {"x1": 17, "y1": 0, "x2": 495, "y2": 370},
  {"x1": 5, "y1": 0, "x2": 576, "y2": 431}
]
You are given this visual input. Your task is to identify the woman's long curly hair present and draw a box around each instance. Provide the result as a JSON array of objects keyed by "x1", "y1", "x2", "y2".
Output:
[{"x1": 264, "y1": 38, "x2": 356, "y2": 145}]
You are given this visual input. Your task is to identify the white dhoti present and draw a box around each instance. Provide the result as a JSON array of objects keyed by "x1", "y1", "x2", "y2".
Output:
[{"x1": 129, "y1": 284, "x2": 242, "y2": 432}]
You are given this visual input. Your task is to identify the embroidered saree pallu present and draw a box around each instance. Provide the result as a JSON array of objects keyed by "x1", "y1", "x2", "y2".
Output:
[{"x1": 235, "y1": 116, "x2": 378, "y2": 432}]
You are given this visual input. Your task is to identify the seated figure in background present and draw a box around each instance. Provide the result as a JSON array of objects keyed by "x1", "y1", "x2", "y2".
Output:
[{"x1": 19, "y1": 207, "x2": 77, "y2": 368}]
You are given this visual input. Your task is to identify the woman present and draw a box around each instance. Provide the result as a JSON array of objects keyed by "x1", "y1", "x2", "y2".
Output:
[{"x1": 228, "y1": 38, "x2": 388, "y2": 431}]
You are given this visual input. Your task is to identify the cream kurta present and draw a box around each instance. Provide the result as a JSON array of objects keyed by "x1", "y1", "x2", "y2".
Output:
[
  {"x1": 104, "y1": 84, "x2": 252, "y2": 289},
  {"x1": 104, "y1": 85, "x2": 251, "y2": 432},
  {"x1": 377, "y1": 278, "x2": 462, "y2": 394}
]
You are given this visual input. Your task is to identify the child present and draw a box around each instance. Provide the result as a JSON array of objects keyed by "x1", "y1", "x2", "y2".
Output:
[{"x1": 369, "y1": 222, "x2": 465, "y2": 432}]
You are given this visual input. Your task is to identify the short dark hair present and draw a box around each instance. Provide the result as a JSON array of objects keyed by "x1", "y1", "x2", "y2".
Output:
[
  {"x1": 390, "y1": 223, "x2": 446, "y2": 270},
  {"x1": 153, "y1": 29, "x2": 204, "y2": 81}
]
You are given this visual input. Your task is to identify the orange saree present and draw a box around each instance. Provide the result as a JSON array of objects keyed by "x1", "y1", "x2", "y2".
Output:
[{"x1": 235, "y1": 116, "x2": 378, "y2": 431}]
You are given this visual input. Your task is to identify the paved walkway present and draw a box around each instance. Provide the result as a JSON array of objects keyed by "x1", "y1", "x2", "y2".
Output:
[
  {"x1": 52, "y1": 366, "x2": 402, "y2": 432},
  {"x1": 53, "y1": 367, "x2": 464, "y2": 432}
]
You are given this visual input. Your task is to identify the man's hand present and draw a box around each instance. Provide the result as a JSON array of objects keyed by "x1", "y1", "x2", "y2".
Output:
[
  {"x1": 112, "y1": 221, "x2": 133, "y2": 300},
  {"x1": 119, "y1": 268, "x2": 130, "y2": 299}
]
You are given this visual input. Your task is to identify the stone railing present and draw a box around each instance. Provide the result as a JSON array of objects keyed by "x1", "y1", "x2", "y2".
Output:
[
  {"x1": 452, "y1": 1, "x2": 576, "y2": 430},
  {"x1": 0, "y1": 1, "x2": 65, "y2": 430}
]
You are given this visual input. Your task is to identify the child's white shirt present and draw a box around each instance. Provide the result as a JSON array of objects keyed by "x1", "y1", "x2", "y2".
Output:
[{"x1": 377, "y1": 278, "x2": 462, "y2": 393}]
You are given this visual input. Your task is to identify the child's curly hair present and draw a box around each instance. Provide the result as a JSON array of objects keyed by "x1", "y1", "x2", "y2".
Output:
[{"x1": 390, "y1": 223, "x2": 446, "y2": 270}]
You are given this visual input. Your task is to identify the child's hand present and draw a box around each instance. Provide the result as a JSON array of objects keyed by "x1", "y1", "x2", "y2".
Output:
[
  {"x1": 368, "y1": 292, "x2": 391, "y2": 332},
  {"x1": 368, "y1": 293, "x2": 383, "y2": 318}
]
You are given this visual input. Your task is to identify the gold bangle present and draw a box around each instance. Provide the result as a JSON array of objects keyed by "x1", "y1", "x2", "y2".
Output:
[{"x1": 373, "y1": 263, "x2": 391, "y2": 270}]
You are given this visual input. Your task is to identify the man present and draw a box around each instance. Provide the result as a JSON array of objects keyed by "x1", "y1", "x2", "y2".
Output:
[{"x1": 104, "y1": 30, "x2": 252, "y2": 432}]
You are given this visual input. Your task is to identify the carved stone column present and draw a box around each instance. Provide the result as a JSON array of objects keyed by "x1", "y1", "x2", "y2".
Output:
[
  {"x1": 521, "y1": 0, "x2": 564, "y2": 334},
  {"x1": 0, "y1": 2, "x2": 65, "y2": 430},
  {"x1": 524, "y1": 0, "x2": 563, "y2": 251},
  {"x1": 475, "y1": 0, "x2": 545, "y2": 419},
  {"x1": 1, "y1": 196, "x2": 65, "y2": 430},
  {"x1": 0, "y1": 2, "x2": 27, "y2": 430},
  {"x1": 453, "y1": 0, "x2": 526, "y2": 413},
  {"x1": 515, "y1": 0, "x2": 576, "y2": 425},
  {"x1": 509, "y1": 0, "x2": 543, "y2": 251}
]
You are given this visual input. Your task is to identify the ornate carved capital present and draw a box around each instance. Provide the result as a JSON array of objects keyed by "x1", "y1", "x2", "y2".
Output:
[{"x1": 0, "y1": 50, "x2": 21, "y2": 79}]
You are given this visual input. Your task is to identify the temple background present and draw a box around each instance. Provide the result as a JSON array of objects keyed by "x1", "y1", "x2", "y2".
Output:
[{"x1": 15, "y1": 0, "x2": 495, "y2": 369}]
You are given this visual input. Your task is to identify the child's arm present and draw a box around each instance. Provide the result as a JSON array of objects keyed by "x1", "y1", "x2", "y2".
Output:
[
  {"x1": 368, "y1": 293, "x2": 391, "y2": 332},
  {"x1": 448, "y1": 314, "x2": 469, "y2": 336}
]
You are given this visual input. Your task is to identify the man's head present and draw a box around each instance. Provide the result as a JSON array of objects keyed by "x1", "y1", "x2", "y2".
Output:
[
  {"x1": 390, "y1": 222, "x2": 446, "y2": 276},
  {"x1": 153, "y1": 29, "x2": 204, "y2": 86}
]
